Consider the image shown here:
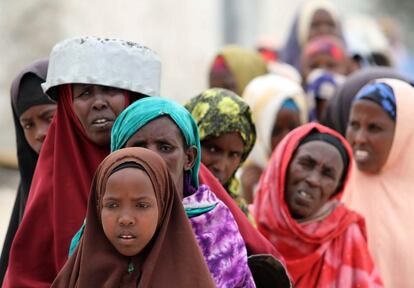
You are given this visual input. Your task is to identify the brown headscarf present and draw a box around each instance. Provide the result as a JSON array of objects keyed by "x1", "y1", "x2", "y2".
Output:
[{"x1": 52, "y1": 147, "x2": 215, "y2": 287}]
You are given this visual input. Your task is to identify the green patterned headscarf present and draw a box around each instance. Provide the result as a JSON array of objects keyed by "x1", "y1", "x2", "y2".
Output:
[
  {"x1": 111, "y1": 97, "x2": 201, "y2": 188},
  {"x1": 185, "y1": 88, "x2": 257, "y2": 222}
]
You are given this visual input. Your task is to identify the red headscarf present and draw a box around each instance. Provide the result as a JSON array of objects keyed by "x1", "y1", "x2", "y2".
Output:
[
  {"x1": 4, "y1": 85, "x2": 130, "y2": 287},
  {"x1": 253, "y1": 123, "x2": 383, "y2": 287}
]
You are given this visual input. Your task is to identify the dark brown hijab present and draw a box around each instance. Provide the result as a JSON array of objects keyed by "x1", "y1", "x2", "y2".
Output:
[
  {"x1": 0, "y1": 58, "x2": 54, "y2": 284},
  {"x1": 322, "y1": 67, "x2": 408, "y2": 135},
  {"x1": 52, "y1": 147, "x2": 215, "y2": 288}
]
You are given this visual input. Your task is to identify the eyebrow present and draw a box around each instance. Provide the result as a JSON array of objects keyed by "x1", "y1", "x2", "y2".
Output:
[{"x1": 102, "y1": 196, "x2": 153, "y2": 201}]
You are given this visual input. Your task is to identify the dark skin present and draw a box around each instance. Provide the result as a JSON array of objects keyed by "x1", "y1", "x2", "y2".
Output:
[
  {"x1": 308, "y1": 9, "x2": 339, "y2": 41},
  {"x1": 209, "y1": 64, "x2": 238, "y2": 94},
  {"x1": 346, "y1": 99, "x2": 395, "y2": 174},
  {"x1": 285, "y1": 141, "x2": 344, "y2": 219}
]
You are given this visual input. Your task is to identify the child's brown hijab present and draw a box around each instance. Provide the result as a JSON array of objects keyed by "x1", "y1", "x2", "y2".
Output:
[{"x1": 52, "y1": 147, "x2": 215, "y2": 287}]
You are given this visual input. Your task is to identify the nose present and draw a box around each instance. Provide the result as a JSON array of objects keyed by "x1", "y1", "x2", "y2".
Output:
[
  {"x1": 119, "y1": 210, "x2": 135, "y2": 226},
  {"x1": 353, "y1": 128, "x2": 367, "y2": 145},
  {"x1": 305, "y1": 170, "x2": 321, "y2": 187},
  {"x1": 92, "y1": 93, "x2": 109, "y2": 111},
  {"x1": 35, "y1": 123, "x2": 48, "y2": 143}
]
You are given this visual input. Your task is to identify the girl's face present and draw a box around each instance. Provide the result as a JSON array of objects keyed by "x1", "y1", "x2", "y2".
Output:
[
  {"x1": 346, "y1": 100, "x2": 395, "y2": 174},
  {"x1": 285, "y1": 141, "x2": 343, "y2": 219},
  {"x1": 271, "y1": 108, "x2": 301, "y2": 152},
  {"x1": 19, "y1": 104, "x2": 57, "y2": 154},
  {"x1": 102, "y1": 168, "x2": 158, "y2": 257},
  {"x1": 201, "y1": 131, "x2": 245, "y2": 185},
  {"x1": 72, "y1": 84, "x2": 127, "y2": 147}
]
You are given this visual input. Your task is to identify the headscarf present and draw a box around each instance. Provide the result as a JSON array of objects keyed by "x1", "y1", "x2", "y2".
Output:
[
  {"x1": 0, "y1": 59, "x2": 54, "y2": 284},
  {"x1": 4, "y1": 37, "x2": 160, "y2": 287},
  {"x1": 243, "y1": 74, "x2": 308, "y2": 169},
  {"x1": 280, "y1": 0, "x2": 341, "y2": 69},
  {"x1": 253, "y1": 122, "x2": 383, "y2": 287},
  {"x1": 322, "y1": 67, "x2": 407, "y2": 135},
  {"x1": 185, "y1": 88, "x2": 256, "y2": 201},
  {"x1": 110, "y1": 97, "x2": 285, "y2": 262},
  {"x1": 212, "y1": 45, "x2": 268, "y2": 95},
  {"x1": 111, "y1": 97, "x2": 200, "y2": 188},
  {"x1": 302, "y1": 35, "x2": 346, "y2": 63},
  {"x1": 343, "y1": 78, "x2": 414, "y2": 287},
  {"x1": 52, "y1": 148, "x2": 215, "y2": 288}
]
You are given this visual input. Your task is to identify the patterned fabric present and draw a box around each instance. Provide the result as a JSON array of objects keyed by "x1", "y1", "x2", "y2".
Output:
[
  {"x1": 354, "y1": 82, "x2": 396, "y2": 120},
  {"x1": 253, "y1": 123, "x2": 383, "y2": 287},
  {"x1": 183, "y1": 184, "x2": 255, "y2": 288},
  {"x1": 185, "y1": 88, "x2": 256, "y2": 222}
]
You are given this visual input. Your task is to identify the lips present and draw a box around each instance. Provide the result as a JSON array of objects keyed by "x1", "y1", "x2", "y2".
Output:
[
  {"x1": 118, "y1": 232, "x2": 137, "y2": 242},
  {"x1": 354, "y1": 149, "x2": 370, "y2": 162},
  {"x1": 90, "y1": 116, "x2": 114, "y2": 130}
]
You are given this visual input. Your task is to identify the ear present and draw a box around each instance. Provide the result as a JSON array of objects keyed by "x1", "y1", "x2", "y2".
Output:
[{"x1": 184, "y1": 145, "x2": 198, "y2": 171}]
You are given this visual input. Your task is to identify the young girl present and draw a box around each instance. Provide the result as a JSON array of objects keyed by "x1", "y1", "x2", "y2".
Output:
[{"x1": 52, "y1": 147, "x2": 215, "y2": 287}]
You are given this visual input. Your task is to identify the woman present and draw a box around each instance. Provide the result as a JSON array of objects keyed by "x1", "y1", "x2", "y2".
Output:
[
  {"x1": 185, "y1": 88, "x2": 256, "y2": 222},
  {"x1": 322, "y1": 67, "x2": 407, "y2": 135},
  {"x1": 254, "y1": 122, "x2": 383, "y2": 287},
  {"x1": 110, "y1": 97, "x2": 255, "y2": 287},
  {"x1": 52, "y1": 147, "x2": 215, "y2": 287},
  {"x1": 209, "y1": 45, "x2": 268, "y2": 95},
  {"x1": 0, "y1": 59, "x2": 56, "y2": 284},
  {"x1": 280, "y1": 0, "x2": 342, "y2": 70},
  {"x1": 3, "y1": 37, "x2": 161, "y2": 287},
  {"x1": 344, "y1": 79, "x2": 414, "y2": 287},
  {"x1": 241, "y1": 74, "x2": 308, "y2": 203}
]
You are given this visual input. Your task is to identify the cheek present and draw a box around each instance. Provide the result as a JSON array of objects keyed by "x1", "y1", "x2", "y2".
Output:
[
  {"x1": 109, "y1": 95, "x2": 127, "y2": 116},
  {"x1": 101, "y1": 211, "x2": 116, "y2": 237},
  {"x1": 72, "y1": 101, "x2": 89, "y2": 124}
]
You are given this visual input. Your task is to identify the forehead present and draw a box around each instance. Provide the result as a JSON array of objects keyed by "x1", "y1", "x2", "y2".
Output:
[
  {"x1": 105, "y1": 168, "x2": 154, "y2": 195},
  {"x1": 294, "y1": 140, "x2": 343, "y2": 167},
  {"x1": 129, "y1": 116, "x2": 185, "y2": 143},
  {"x1": 350, "y1": 100, "x2": 393, "y2": 122},
  {"x1": 203, "y1": 131, "x2": 244, "y2": 149},
  {"x1": 19, "y1": 104, "x2": 57, "y2": 120},
  {"x1": 312, "y1": 9, "x2": 335, "y2": 23}
]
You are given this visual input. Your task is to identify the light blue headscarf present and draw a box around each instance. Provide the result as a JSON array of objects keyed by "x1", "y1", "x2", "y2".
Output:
[{"x1": 111, "y1": 97, "x2": 201, "y2": 188}]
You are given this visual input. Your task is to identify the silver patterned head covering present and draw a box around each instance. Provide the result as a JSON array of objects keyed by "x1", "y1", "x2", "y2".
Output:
[{"x1": 42, "y1": 36, "x2": 161, "y2": 99}]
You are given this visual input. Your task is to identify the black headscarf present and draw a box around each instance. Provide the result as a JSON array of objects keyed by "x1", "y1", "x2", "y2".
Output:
[
  {"x1": 322, "y1": 67, "x2": 407, "y2": 136},
  {"x1": 0, "y1": 58, "x2": 54, "y2": 284}
]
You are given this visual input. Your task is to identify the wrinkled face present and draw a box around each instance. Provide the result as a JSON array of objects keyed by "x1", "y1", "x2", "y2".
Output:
[
  {"x1": 285, "y1": 141, "x2": 344, "y2": 219},
  {"x1": 209, "y1": 66, "x2": 238, "y2": 94},
  {"x1": 102, "y1": 168, "x2": 158, "y2": 257},
  {"x1": 271, "y1": 108, "x2": 301, "y2": 152},
  {"x1": 201, "y1": 132, "x2": 245, "y2": 184},
  {"x1": 19, "y1": 104, "x2": 57, "y2": 154},
  {"x1": 125, "y1": 117, "x2": 196, "y2": 194},
  {"x1": 72, "y1": 84, "x2": 127, "y2": 147},
  {"x1": 308, "y1": 9, "x2": 338, "y2": 41},
  {"x1": 346, "y1": 100, "x2": 395, "y2": 174}
]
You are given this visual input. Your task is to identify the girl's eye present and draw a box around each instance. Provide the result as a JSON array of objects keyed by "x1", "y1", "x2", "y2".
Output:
[
  {"x1": 230, "y1": 152, "x2": 242, "y2": 159},
  {"x1": 23, "y1": 123, "x2": 33, "y2": 130},
  {"x1": 137, "y1": 202, "x2": 150, "y2": 209},
  {"x1": 104, "y1": 202, "x2": 119, "y2": 209}
]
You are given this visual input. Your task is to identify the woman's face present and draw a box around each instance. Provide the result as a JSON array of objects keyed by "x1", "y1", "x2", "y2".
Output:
[
  {"x1": 19, "y1": 104, "x2": 57, "y2": 154},
  {"x1": 125, "y1": 116, "x2": 196, "y2": 195},
  {"x1": 102, "y1": 168, "x2": 158, "y2": 257},
  {"x1": 201, "y1": 131, "x2": 245, "y2": 185},
  {"x1": 72, "y1": 84, "x2": 127, "y2": 147},
  {"x1": 285, "y1": 141, "x2": 344, "y2": 219},
  {"x1": 308, "y1": 9, "x2": 338, "y2": 41},
  {"x1": 346, "y1": 100, "x2": 395, "y2": 174},
  {"x1": 209, "y1": 66, "x2": 238, "y2": 94},
  {"x1": 271, "y1": 108, "x2": 301, "y2": 152}
]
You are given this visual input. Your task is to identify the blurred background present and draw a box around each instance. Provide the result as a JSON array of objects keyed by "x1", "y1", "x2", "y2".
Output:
[{"x1": 1, "y1": 0, "x2": 413, "y2": 247}]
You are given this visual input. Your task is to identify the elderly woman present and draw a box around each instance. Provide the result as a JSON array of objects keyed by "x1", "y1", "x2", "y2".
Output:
[
  {"x1": 344, "y1": 79, "x2": 414, "y2": 287},
  {"x1": 3, "y1": 37, "x2": 161, "y2": 287},
  {"x1": 110, "y1": 97, "x2": 255, "y2": 287},
  {"x1": 185, "y1": 88, "x2": 256, "y2": 222},
  {"x1": 253, "y1": 122, "x2": 382, "y2": 287}
]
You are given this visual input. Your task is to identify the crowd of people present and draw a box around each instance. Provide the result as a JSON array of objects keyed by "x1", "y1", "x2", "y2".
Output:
[{"x1": 1, "y1": 0, "x2": 413, "y2": 287}]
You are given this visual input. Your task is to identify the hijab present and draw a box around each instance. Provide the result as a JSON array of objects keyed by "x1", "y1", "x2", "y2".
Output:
[
  {"x1": 212, "y1": 45, "x2": 268, "y2": 95},
  {"x1": 322, "y1": 67, "x2": 407, "y2": 135},
  {"x1": 243, "y1": 74, "x2": 308, "y2": 169},
  {"x1": 52, "y1": 148, "x2": 215, "y2": 287},
  {"x1": 185, "y1": 88, "x2": 256, "y2": 204},
  {"x1": 343, "y1": 78, "x2": 414, "y2": 287},
  {"x1": 0, "y1": 58, "x2": 54, "y2": 284},
  {"x1": 280, "y1": 0, "x2": 341, "y2": 70},
  {"x1": 253, "y1": 122, "x2": 383, "y2": 287}
]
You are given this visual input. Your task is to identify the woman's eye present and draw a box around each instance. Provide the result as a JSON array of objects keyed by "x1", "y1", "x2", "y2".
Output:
[
  {"x1": 348, "y1": 121, "x2": 359, "y2": 130},
  {"x1": 74, "y1": 89, "x2": 91, "y2": 99},
  {"x1": 23, "y1": 123, "x2": 33, "y2": 130},
  {"x1": 368, "y1": 124, "x2": 382, "y2": 132},
  {"x1": 230, "y1": 152, "x2": 242, "y2": 159},
  {"x1": 159, "y1": 144, "x2": 173, "y2": 152}
]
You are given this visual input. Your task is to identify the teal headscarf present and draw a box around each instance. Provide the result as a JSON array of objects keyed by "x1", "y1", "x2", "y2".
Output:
[{"x1": 111, "y1": 97, "x2": 201, "y2": 188}]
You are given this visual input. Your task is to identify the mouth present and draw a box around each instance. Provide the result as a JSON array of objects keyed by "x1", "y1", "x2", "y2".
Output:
[
  {"x1": 354, "y1": 149, "x2": 370, "y2": 162},
  {"x1": 118, "y1": 232, "x2": 137, "y2": 243},
  {"x1": 90, "y1": 117, "x2": 114, "y2": 129}
]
